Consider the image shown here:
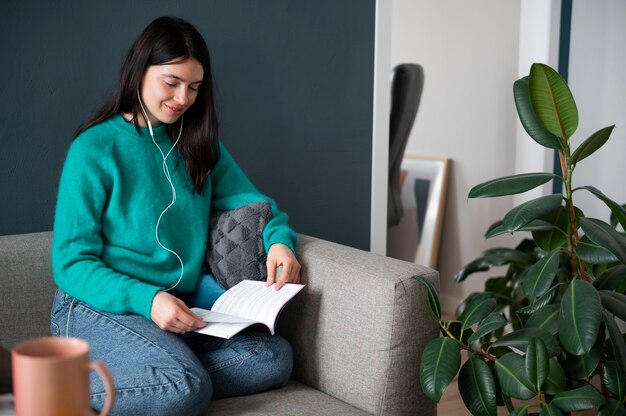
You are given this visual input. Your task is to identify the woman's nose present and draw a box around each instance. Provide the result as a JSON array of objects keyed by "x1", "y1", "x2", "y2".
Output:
[{"x1": 175, "y1": 88, "x2": 189, "y2": 106}]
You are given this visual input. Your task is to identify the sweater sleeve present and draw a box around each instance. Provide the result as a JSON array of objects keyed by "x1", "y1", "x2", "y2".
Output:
[
  {"x1": 210, "y1": 143, "x2": 298, "y2": 253},
  {"x1": 52, "y1": 138, "x2": 160, "y2": 318}
]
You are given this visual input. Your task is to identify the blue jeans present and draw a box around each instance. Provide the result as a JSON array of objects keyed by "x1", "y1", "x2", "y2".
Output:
[{"x1": 50, "y1": 289, "x2": 293, "y2": 416}]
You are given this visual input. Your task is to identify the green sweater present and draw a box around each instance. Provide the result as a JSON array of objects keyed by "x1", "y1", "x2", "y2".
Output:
[{"x1": 52, "y1": 114, "x2": 297, "y2": 319}]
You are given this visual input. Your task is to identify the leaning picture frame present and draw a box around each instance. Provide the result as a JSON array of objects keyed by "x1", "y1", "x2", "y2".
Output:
[{"x1": 387, "y1": 152, "x2": 451, "y2": 269}]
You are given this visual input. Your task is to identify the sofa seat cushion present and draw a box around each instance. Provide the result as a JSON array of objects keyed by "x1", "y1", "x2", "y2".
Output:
[{"x1": 207, "y1": 380, "x2": 370, "y2": 415}]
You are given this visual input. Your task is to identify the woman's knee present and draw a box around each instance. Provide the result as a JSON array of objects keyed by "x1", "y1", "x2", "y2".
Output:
[
  {"x1": 166, "y1": 368, "x2": 213, "y2": 416},
  {"x1": 263, "y1": 334, "x2": 293, "y2": 386},
  {"x1": 94, "y1": 366, "x2": 213, "y2": 416},
  {"x1": 243, "y1": 333, "x2": 293, "y2": 390},
  {"x1": 207, "y1": 332, "x2": 293, "y2": 399}
]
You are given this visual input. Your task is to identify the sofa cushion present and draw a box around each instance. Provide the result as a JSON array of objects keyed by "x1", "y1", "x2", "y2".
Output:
[
  {"x1": 206, "y1": 202, "x2": 271, "y2": 289},
  {"x1": 0, "y1": 232, "x2": 56, "y2": 348},
  {"x1": 207, "y1": 380, "x2": 370, "y2": 415}
]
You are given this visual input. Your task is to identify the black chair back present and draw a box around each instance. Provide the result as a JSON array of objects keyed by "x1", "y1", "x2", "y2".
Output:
[{"x1": 388, "y1": 63, "x2": 424, "y2": 227}]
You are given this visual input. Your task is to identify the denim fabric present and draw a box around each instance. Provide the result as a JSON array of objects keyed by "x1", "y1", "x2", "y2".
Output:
[{"x1": 50, "y1": 289, "x2": 293, "y2": 416}]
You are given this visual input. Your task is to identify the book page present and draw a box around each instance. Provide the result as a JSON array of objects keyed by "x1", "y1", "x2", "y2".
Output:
[
  {"x1": 190, "y1": 309, "x2": 259, "y2": 339},
  {"x1": 211, "y1": 280, "x2": 304, "y2": 333}
]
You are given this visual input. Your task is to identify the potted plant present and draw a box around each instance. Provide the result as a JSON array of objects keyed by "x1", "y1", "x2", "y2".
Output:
[{"x1": 415, "y1": 63, "x2": 626, "y2": 415}]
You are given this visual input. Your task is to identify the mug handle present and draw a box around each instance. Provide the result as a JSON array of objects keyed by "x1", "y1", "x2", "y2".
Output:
[{"x1": 89, "y1": 361, "x2": 116, "y2": 416}]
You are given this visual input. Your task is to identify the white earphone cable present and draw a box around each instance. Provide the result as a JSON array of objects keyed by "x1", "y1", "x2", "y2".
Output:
[{"x1": 138, "y1": 90, "x2": 185, "y2": 292}]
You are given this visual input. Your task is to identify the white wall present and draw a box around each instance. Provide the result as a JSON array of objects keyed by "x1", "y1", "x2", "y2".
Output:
[
  {"x1": 371, "y1": 0, "x2": 392, "y2": 255},
  {"x1": 390, "y1": 0, "x2": 523, "y2": 313},
  {"x1": 514, "y1": 0, "x2": 562, "y2": 205},
  {"x1": 568, "y1": 0, "x2": 626, "y2": 228}
]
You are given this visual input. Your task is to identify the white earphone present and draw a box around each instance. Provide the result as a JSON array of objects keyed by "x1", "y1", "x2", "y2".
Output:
[{"x1": 137, "y1": 89, "x2": 185, "y2": 292}]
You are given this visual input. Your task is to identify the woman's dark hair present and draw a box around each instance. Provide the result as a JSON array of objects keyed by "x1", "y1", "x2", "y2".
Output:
[{"x1": 76, "y1": 16, "x2": 219, "y2": 193}]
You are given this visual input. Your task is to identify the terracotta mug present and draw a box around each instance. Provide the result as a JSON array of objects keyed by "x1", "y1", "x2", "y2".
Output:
[{"x1": 12, "y1": 337, "x2": 115, "y2": 416}]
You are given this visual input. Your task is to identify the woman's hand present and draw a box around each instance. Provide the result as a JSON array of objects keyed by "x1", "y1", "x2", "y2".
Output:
[
  {"x1": 266, "y1": 243, "x2": 301, "y2": 290},
  {"x1": 150, "y1": 291, "x2": 206, "y2": 333}
]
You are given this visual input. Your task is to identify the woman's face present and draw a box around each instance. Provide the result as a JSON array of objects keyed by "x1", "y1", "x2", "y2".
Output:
[{"x1": 139, "y1": 58, "x2": 204, "y2": 127}]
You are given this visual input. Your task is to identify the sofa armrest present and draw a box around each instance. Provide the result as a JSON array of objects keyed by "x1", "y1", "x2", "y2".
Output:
[
  {"x1": 0, "y1": 231, "x2": 55, "y2": 349},
  {"x1": 278, "y1": 234, "x2": 439, "y2": 416}
]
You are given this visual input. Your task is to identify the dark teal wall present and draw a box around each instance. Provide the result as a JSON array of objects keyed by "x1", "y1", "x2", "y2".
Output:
[{"x1": 0, "y1": 1, "x2": 375, "y2": 250}]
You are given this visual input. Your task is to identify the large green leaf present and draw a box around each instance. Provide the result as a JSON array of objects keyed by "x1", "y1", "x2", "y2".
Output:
[
  {"x1": 562, "y1": 342, "x2": 603, "y2": 380},
  {"x1": 517, "y1": 285, "x2": 560, "y2": 316},
  {"x1": 500, "y1": 194, "x2": 563, "y2": 234},
  {"x1": 469, "y1": 173, "x2": 557, "y2": 199},
  {"x1": 526, "y1": 337, "x2": 549, "y2": 390},
  {"x1": 468, "y1": 312, "x2": 507, "y2": 343},
  {"x1": 550, "y1": 385, "x2": 605, "y2": 412},
  {"x1": 454, "y1": 258, "x2": 492, "y2": 283},
  {"x1": 604, "y1": 310, "x2": 626, "y2": 378},
  {"x1": 492, "y1": 327, "x2": 560, "y2": 356},
  {"x1": 525, "y1": 304, "x2": 560, "y2": 335},
  {"x1": 486, "y1": 219, "x2": 562, "y2": 239},
  {"x1": 523, "y1": 249, "x2": 560, "y2": 302},
  {"x1": 577, "y1": 235, "x2": 620, "y2": 264},
  {"x1": 602, "y1": 361, "x2": 626, "y2": 401},
  {"x1": 513, "y1": 76, "x2": 564, "y2": 150},
  {"x1": 419, "y1": 337, "x2": 461, "y2": 402},
  {"x1": 520, "y1": 220, "x2": 562, "y2": 232},
  {"x1": 458, "y1": 358, "x2": 497, "y2": 416},
  {"x1": 489, "y1": 346, "x2": 513, "y2": 359},
  {"x1": 544, "y1": 358, "x2": 566, "y2": 395},
  {"x1": 580, "y1": 186, "x2": 626, "y2": 232},
  {"x1": 494, "y1": 353, "x2": 536, "y2": 400},
  {"x1": 600, "y1": 290, "x2": 626, "y2": 322},
  {"x1": 485, "y1": 277, "x2": 513, "y2": 308},
  {"x1": 532, "y1": 206, "x2": 573, "y2": 251},
  {"x1": 594, "y1": 265, "x2": 626, "y2": 291},
  {"x1": 459, "y1": 292, "x2": 496, "y2": 332},
  {"x1": 571, "y1": 125, "x2": 615, "y2": 165},
  {"x1": 612, "y1": 205, "x2": 626, "y2": 230},
  {"x1": 559, "y1": 279, "x2": 602, "y2": 355},
  {"x1": 413, "y1": 275, "x2": 441, "y2": 320},
  {"x1": 598, "y1": 399, "x2": 626, "y2": 416},
  {"x1": 540, "y1": 404, "x2": 564, "y2": 416},
  {"x1": 581, "y1": 218, "x2": 626, "y2": 265},
  {"x1": 509, "y1": 407, "x2": 529, "y2": 416},
  {"x1": 484, "y1": 222, "x2": 508, "y2": 239},
  {"x1": 454, "y1": 247, "x2": 532, "y2": 283},
  {"x1": 529, "y1": 63, "x2": 578, "y2": 140}
]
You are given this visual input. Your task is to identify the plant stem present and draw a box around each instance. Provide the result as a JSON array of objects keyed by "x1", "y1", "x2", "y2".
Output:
[
  {"x1": 502, "y1": 395, "x2": 514, "y2": 413},
  {"x1": 561, "y1": 147, "x2": 588, "y2": 280},
  {"x1": 439, "y1": 321, "x2": 496, "y2": 362},
  {"x1": 580, "y1": 378, "x2": 604, "y2": 396}
]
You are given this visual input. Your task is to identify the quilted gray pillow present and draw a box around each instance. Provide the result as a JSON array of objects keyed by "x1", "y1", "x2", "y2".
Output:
[{"x1": 205, "y1": 201, "x2": 272, "y2": 289}]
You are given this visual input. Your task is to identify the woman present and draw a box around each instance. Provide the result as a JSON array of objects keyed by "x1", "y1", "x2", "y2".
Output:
[{"x1": 50, "y1": 16, "x2": 301, "y2": 415}]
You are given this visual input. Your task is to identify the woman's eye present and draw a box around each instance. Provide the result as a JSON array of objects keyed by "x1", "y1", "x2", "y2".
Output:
[{"x1": 165, "y1": 82, "x2": 177, "y2": 88}]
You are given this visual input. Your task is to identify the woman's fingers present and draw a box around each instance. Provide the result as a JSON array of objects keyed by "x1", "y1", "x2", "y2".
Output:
[
  {"x1": 151, "y1": 291, "x2": 206, "y2": 333},
  {"x1": 266, "y1": 243, "x2": 302, "y2": 290}
]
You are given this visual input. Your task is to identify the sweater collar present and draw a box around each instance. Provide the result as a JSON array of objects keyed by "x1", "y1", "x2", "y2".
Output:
[{"x1": 113, "y1": 113, "x2": 170, "y2": 143}]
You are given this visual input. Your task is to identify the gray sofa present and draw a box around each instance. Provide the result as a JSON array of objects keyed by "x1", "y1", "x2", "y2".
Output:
[{"x1": 0, "y1": 231, "x2": 439, "y2": 415}]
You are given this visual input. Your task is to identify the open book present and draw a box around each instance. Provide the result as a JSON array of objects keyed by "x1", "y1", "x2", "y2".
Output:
[{"x1": 191, "y1": 280, "x2": 305, "y2": 339}]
